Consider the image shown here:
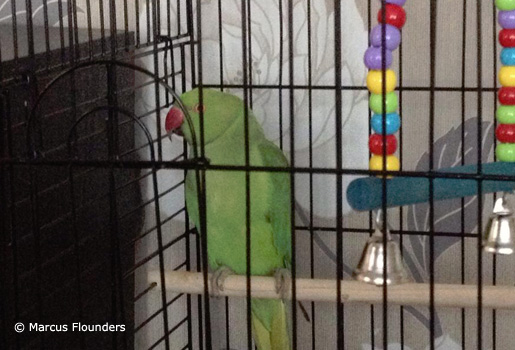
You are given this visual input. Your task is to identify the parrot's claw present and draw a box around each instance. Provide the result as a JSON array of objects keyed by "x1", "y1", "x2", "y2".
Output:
[
  {"x1": 211, "y1": 267, "x2": 233, "y2": 297},
  {"x1": 274, "y1": 268, "x2": 291, "y2": 299}
]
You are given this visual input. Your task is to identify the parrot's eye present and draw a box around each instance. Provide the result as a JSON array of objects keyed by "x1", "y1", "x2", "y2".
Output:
[{"x1": 193, "y1": 103, "x2": 206, "y2": 113}]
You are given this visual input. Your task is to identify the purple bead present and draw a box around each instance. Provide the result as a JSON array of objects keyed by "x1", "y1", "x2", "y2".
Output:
[
  {"x1": 499, "y1": 10, "x2": 515, "y2": 29},
  {"x1": 364, "y1": 46, "x2": 393, "y2": 70},
  {"x1": 386, "y1": 0, "x2": 406, "y2": 5},
  {"x1": 370, "y1": 24, "x2": 401, "y2": 51}
]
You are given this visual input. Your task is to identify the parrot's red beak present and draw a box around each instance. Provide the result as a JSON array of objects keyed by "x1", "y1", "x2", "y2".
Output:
[{"x1": 165, "y1": 106, "x2": 184, "y2": 137}]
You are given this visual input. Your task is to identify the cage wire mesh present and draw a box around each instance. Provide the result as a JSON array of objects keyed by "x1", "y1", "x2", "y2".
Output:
[{"x1": 1, "y1": 0, "x2": 515, "y2": 349}]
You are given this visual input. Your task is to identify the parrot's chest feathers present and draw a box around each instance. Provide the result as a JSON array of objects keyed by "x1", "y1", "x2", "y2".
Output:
[
  {"x1": 186, "y1": 122, "x2": 276, "y2": 244},
  {"x1": 205, "y1": 170, "x2": 269, "y2": 220}
]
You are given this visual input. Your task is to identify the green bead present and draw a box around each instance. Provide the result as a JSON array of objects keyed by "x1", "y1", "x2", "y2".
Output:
[
  {"x1": 497, "y1": 143, "x2": 515, "y2": 162},
  {"x1": 496, "y1": 105, "x2": 515, "y2": 124},
  {"x1": 369, "y1": 93, "x2": 398, "y2": 114},
  {"x1": 496, "y1": 0, "x2": 515, "y2": 11}
]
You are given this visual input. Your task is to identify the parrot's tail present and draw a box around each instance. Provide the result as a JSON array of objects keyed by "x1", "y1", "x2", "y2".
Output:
[{"x1": 251, "y1": 299, "x2": 290, "y2": 350}]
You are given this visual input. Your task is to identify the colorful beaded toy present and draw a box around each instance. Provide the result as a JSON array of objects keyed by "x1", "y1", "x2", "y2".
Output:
[
  {"x1": 497, "y1": 0, "x2": 515, "y2": 161},
  {"x1": 348, "y1": 0, "x2": 515, "y2": 211},
  {"x1": 365, "y1": 0, "x2": 406, "y2": 174}
]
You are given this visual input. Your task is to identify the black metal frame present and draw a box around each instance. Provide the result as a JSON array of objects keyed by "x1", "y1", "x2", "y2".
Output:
[{"x1": 0, "y1": 0, "x2": 508, "y2": 349}]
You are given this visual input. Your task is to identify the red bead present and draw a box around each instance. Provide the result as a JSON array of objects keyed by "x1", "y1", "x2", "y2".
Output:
[
  {"x1": 496, "y1": 124, "x2": 515, "y2": 143},
  {"x1": 500, "y1": 29, "x2": 515, "y2": 47},
  {"x1": 499, "y1": 87, "x2": 515, "y2": 105},
  {"x1": 369, "y1": 134, "x2": 397, "y2": 155},
  {"x1": 377, "y1": 4, "x2": 406, "y2": 29}
]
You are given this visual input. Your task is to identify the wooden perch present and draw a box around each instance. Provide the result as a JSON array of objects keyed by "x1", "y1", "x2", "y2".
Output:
[{"x1": 148, "y1": 271, "x2": 515, "y2": 310}]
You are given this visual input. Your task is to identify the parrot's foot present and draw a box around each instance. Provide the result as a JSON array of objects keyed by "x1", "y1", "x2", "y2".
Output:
[
  {"x1": 274, "y1": 268, "x2": 291, "y2": 299},
  {"x1": 210, "y1": 267, "x2": 233, "y2": 297}
]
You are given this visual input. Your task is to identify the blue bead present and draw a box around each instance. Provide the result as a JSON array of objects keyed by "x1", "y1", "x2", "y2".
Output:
[
  {"x1": 371, "y1": 113, "x2": 401, "y2": 135},
  {"x1": 502, "y1": 48, "x2": 515, "y2": 65}
]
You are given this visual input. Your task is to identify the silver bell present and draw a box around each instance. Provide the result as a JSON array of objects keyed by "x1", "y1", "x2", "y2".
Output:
[
  {"x1": 483, "y1": 195, "x2": 515, "y2": 255},
  {"x1": 353, "y1": 210, "x2": 407, "y2": 286}
]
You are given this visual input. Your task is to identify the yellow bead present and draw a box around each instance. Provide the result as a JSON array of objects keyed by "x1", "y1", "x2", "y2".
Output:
[
  {"x1": 369, "y1": 155, "x2": 400, "y2": 178},
  {"x1": 499, "y1": 66, "x2": 515, "y2": 87},
  {"x1": 367, "y1": 69, "x2": 397, "y2": 94}
]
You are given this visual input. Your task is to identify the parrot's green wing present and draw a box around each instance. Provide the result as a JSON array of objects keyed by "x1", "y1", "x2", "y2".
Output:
[{"x1": 258, "y1": 140, "x2": 292, "y2": 268}]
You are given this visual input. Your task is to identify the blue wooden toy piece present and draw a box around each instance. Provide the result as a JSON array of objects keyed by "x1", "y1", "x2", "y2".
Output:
[{"x1": 347, "y1": 162, "x2": 515, "y2": 211}]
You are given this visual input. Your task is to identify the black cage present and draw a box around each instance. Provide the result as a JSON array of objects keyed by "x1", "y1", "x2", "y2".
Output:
[{"x1": 0, "y1": 1, "x2": 514, "y2": 350}]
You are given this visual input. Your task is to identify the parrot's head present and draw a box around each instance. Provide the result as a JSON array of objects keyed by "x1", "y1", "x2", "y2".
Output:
[{"x1": 165, "y1": 88, "x2": 244, "y2": 146}]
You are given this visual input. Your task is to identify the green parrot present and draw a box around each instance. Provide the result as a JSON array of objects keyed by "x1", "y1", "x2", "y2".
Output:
[{"x1": 165, "y1": 88, "x2": 292, "y2": 350}]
